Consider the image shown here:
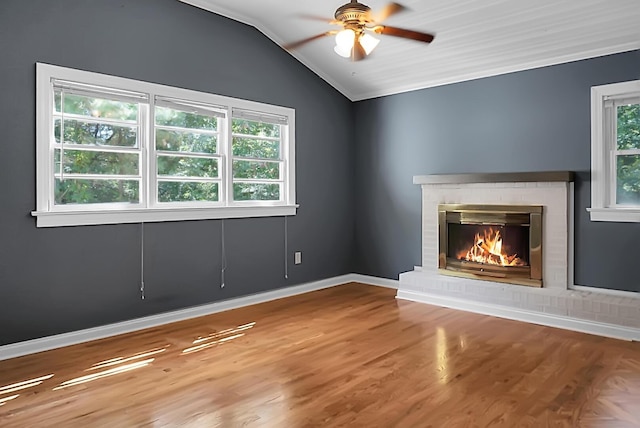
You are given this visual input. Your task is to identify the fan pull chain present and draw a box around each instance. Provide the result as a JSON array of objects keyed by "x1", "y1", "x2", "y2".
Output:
[
  {"x1": 140, "y1": 222, "x2": 145, "y2": 300},
  {"x1": 60, "y1": 91, "x2": 65, "y2": 182},
  {"x1": 284, "y1": 216, "x2": 289, "y2": 279},
  {"x1": 221, "y1": 219, "x2": 226, "y2": 288}
]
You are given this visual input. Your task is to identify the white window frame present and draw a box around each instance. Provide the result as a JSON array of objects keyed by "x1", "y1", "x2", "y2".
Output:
[
  {"x1": 33, "y1": 63, "x2": 297, "y2": 227},
  {"x1": 588, "y1": 79, "x2": 640, "y2": 223}
]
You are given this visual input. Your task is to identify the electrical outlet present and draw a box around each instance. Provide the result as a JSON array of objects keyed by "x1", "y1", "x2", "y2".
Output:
[{"x1": 294, "y1": 251, "x2": 302, "y2": 265}]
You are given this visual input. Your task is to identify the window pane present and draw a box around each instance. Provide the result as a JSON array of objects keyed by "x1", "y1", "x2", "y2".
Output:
[
  {"x1": 55, "y1": 150, "x2": 139, "y2": 175},
  {"x1": 55, "y1": 119, "x2": 137, "y2": 147},
  {"x1": 232, "y1": 137, "x2": 280, "y2": 159},
  {"x1": 158, "y1": 181, "x2": 219, "y2": 202},
  {"x1": 155, "y1": 106, "x2": 217, "y2": 130},
  {"x1": 55, "y1": 179, "x2": 139, "y2": 204},
  {"x1": 232, "y1": 119, "x2": 280, "y2": 138},
  {"x1": 233, "y1": 160, "x2": 280, "y2": 180},
  {"x1": 157, "y1": 155, "x2": 218, "y2": 178},
  {"x1": 55, "y1": 92, "x2": 138, "y2": 121},
  {"x1": 155, "y1": 129, "x2": 217, "y2": 154},
  {"x1": 617, "y1": 104, "x2": 640, "y2": 150},
  {"x1": 616, "y1": 155, "x2": 640, "y2": 204},
  {"x1": 233, "y1": 183, "x2": 280, "y2": 201}
]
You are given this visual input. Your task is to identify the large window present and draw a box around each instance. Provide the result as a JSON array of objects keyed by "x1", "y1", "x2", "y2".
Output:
[
  {"x1": 34, "y1": 64, "x2": 296, "y2": 227},
  {"x1": 589, "y1": 79, "x2": 640, "y2": 222}
]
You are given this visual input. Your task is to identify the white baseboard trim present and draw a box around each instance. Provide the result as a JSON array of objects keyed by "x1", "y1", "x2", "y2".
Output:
[
  {"x1": 347, "y1": 274, "x2": 399, "y2": 289},
  {"x1": 14, "y1": 273, "x2": 623, "y2": 361},
  {"x1": 0, "y1": 274, "x2": 359, "y2": 361},
  {"x1": 396, "y1": 289, "x2": 640, "y2": 342}
]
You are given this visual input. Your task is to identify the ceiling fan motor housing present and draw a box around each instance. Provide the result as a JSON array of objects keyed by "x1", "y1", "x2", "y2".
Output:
[{"x1": 334, "y1": 0, "x2": 372, "y2": 25}]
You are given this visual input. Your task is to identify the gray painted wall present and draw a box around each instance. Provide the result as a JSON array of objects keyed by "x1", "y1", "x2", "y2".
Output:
[
  {"x1": 0, "y1": 0, "x2": 355, "y2": 345},
  {"x1": 354, "y1": 50, "x2": 640, "y2": 292},
  {"x1": 0, "y1": 1, "x2": 637, "y2": 347}
]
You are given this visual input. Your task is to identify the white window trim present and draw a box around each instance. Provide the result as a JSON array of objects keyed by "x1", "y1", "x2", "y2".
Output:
[
  {"x1": 588, "y1": 79, "x2": 640, "y2": 223},
  {"x1": 33, "y1": 63, "x2": 297, "y2": 227}
]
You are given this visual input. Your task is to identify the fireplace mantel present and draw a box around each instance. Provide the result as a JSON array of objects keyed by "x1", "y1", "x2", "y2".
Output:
[{"x1": 414, "y1": 171, "x2": 574, "y2": 185}]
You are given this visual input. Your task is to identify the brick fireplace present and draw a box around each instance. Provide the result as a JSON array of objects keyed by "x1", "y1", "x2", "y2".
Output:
[{"x1": 398, "y1": 172, "x2": 640, "y2": 340}]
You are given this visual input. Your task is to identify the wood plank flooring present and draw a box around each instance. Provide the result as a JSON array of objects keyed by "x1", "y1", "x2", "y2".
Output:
[{"x1": 0, "y1": 282, "x2": 639, "y2": 427}]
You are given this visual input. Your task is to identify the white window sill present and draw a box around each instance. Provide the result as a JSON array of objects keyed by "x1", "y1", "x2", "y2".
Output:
[
  {"x1": 32, "y1": 205, "x2": 298, "y2": 227},
  {"x1": 587, "y1": 207, "x2": 640, "y2": 223}
]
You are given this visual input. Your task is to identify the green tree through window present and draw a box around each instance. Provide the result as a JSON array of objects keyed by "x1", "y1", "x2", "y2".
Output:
[
  {"x1": 232, "y1": 118, "x2": 282, "y2": 201},
  {"x1": 53, "y1": 92, "x2": 140, "y2": 205},
  {"x1": 155, "y1": 105, "x2": 221, "y2": 203},
  {"x1": 35, "y1": 63, "x2": 296, "y2": 227},
  {"x1": 616, "y1": 103, "x2": 640, "y2": 205}
]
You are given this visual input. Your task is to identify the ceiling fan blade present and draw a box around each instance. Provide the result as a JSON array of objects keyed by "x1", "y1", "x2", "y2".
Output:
[
  {"x1": 283, "y1": 32, "x2": 334, "y2": 50},
  {"x1": 352, "y1": 38, "x2": 367, "y2": 61},
  {"x1": 372, "y1": 2, "x2": 406, "y2": 23},
  {"x1": 372, "y1": 25, "x2": 434, "y2": 43}
]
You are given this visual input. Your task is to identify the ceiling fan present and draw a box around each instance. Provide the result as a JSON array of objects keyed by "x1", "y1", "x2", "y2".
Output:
[{"x1": 284, "y1": 1, "x2": 435, "y2": 61}]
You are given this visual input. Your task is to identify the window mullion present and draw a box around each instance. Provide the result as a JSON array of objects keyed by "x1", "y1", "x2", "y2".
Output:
[
  {"x1": 232, "y1": 156, "x2": 283, "y2": 163},
  {"x1": 610, "y1": 151, "x2": 618, "y2": 207},
  {"x1": 155, "y1": 124, "x2": 220, "y2": 136},
  {"x1": 156, "y1": 151, "x2": 220, "y2": 160},
  {"x1": 147, "y1": 100, "x2": 156, "y2": 208},
  {"x1": 222, "y1": 109, "x2": 233, "y2": 205},
  {"x1": 282, "y1": 122, "x2": 290, "y2": 204},
  {"x1": 233, "y1": 178, "x2": 283, "y2": 184},
  {"x1": 52, "y1": 112, "x2": 137, "y2": 127},
  {"x1": 604, "y1": 102, "x2": 616, "y2": 208},
  {"x1": 53, "y1": 173, "x2": 141, "y2": 180},
  {"x1": 232, "y1": 133, "x2": 281, "y2": 142},
  {"x1": 614, "y1": 149, "x2": 640, "y2": 156},
  {"x1": 54, "y1": 144, "x2": 141, "y2": 154},
  {"x1": 157, "y1": 177, "x2": 221, "y2": 183}
]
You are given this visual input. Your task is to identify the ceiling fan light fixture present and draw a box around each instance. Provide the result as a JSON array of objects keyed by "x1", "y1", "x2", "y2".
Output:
[
  {"x1": 359, "y1": 33, "x2": 380, "y2": 55},
  {"x1": 334, "y1": 28, "x2": 356, "y2": 58},
  {"x1": 335, "y1": 29, "x2": 356, "y2": 50},
  {"x1": 334, "y1": 44, "x2": 352, "y2": 58}
]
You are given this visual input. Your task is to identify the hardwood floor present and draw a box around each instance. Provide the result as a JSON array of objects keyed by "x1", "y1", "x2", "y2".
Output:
[{"x1": 0, "y1": 282, "x2": 639, "y2": 427}]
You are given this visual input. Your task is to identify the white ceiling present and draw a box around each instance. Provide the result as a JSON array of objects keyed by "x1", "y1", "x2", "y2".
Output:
[{"x1": 180, "y1": 0, "x2": 640, "y2": 101}]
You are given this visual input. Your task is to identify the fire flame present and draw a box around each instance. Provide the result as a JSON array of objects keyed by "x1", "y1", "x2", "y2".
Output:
[{"x1": 457, "y1": 227, "x2": 526, "y2": 266}]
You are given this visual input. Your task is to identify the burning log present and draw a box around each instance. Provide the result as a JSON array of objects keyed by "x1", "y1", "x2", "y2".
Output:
[{"x1": 456, "y1": 227, "x2": 525, "y2": 267}]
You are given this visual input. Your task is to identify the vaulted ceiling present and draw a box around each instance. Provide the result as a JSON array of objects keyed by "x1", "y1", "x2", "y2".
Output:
[{"x1": 179, "y1": 0, "x2": 640, "y2": 101}]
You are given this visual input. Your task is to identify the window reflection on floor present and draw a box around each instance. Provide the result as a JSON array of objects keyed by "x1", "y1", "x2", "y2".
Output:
[{"x1": 182, "y1": 322, "x2": 255, "y2": 355}]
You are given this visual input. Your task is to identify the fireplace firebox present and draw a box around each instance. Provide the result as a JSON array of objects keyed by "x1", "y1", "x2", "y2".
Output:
[{"x1": 438, "y1": 204, "x2": 543, "y2": 287}]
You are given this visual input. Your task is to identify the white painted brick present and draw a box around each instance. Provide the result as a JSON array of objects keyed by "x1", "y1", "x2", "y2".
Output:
[
  {"x1": 543, "y1": 306, "x2": 568, "y2": 316},
  {"x1": 622, "y1": 317, "x2": 640, "y2": 328},
  {"x1": 619, "y1": 305, "x2": 640, "y2": 318},
  {"x1": 556, "y1": 297, "x2": 568, "y2": 309},
  {"x1": 596, "y1": 313, "x2": 640, "y2": 328},
  {"x1": 409, "y1": 180, "x2": 640, "y2": 330},
  {"x1": 523, "y1": 303, "x2": 545, "y2": 312},
  {"x1": 567, "y1": 309, "x2": 599, "y2": 322},
  {"x1": 531, "y1": 294, "x2": 545, "y2": 306},
  {"x1": 582, "y1": 300, "x2": 593, "y2": 313}
]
